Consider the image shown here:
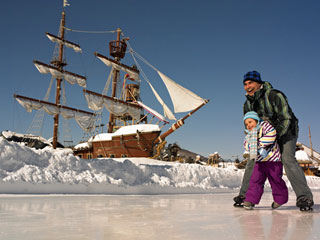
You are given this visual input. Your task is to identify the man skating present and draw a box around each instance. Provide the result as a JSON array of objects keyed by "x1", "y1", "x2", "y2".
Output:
[{"x1": 234, "y1": 70, "x2": 313, "y2": 211}]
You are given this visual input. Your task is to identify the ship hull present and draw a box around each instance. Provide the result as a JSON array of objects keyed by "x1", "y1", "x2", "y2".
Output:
[{"x1": 74, "y1": 131, "x2": 161, "y2": 159}]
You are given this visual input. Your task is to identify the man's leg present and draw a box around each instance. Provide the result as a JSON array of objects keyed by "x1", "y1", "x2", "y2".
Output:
[
  {"x1": 280, "y1": 136, "x2": 313, "y2": 200},
  {"x1": 233, "y1": 159, "x2": 255, "y2": 207},
  {"x1": 239, "y1": 159, "x2": 255, "y2": 196}
]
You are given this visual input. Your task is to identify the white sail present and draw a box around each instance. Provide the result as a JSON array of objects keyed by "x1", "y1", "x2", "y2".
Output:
[
  {"x1": 34, "y1": 61, "x2": 86, "y2": 88},
  {"x1": 145, "y1": 81, "x2": 176, "y2": 120},
  {"x1": 46, "y1": 33, "x2": 82, "y2": 53},
  {"x1": 15, "y1": 96, "x2": 95, "y2": 132},
  {"x1": 96, "y1": 55, "x2": 140, "y2": 81},
  {"x1": 84, "y1": 91, "x2": 142, "y2": 120},
  {"x1": 84, "y1": 91, "x2": 103, "y2": 111},
  {"x1": 157, "y1": 71, "x2": 205, "y2": 113}
]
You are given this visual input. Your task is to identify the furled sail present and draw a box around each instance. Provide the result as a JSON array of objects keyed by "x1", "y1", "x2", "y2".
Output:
[
  {"x1": 14, "y1": 95, "x2": 95, "y2": 132},
  {"x1": 157, "y1": 71, "x2": 205, "y2": 113},
  {"x1": 95, "y1": 53, "x2": 140, "y2": 81},
  {"x1": 34, "y1": 60, "x2": 86, "y2": 88},
  {"x1": 46, "y1": 32, "x2": 82, "y2": 53},
  {"x1": 84, "y1": 90, "x2": 142, "y2": 120},
  {"x1": 136, "y1": 101, "x2": 169, "y2": 123}
]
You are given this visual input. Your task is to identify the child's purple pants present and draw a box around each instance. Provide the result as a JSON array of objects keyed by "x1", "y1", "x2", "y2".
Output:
[{"x1": 245, "y1": 161, "x2": 288, "y2": 205}]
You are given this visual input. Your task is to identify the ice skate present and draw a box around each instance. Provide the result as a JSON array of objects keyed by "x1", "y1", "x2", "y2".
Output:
[
  {"x1": 233, "y1": 195, "x2": 245, "y2": 207},
  {"x1": 296, "y1": 196, "x2": 314, "y2": 211}
]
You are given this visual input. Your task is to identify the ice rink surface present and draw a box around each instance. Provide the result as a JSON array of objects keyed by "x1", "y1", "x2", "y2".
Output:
[{"x1": 0, "y1": 191, "x2": 319, "y2": 240}]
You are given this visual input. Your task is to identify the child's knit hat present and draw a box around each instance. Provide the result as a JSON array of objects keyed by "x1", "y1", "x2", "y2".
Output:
[{"x1": 243, "y1": 111, "x2": 260, "y2": 122}]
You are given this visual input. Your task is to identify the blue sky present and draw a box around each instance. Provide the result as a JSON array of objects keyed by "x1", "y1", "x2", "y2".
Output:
[{"x1": 1, "y1": 0, "x2": 320, "y2": 159}]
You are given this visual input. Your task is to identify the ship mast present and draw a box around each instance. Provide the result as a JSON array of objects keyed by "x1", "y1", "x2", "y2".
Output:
[
  {"x1": 107, "y1": 28, "x2": 126, "y2": 133},
  {"x1": 14, "y1": 7, "x2": 95, "y2": 147},
  {"x1": 52, "y1": 11, "x2": 66, "y2": 148}
]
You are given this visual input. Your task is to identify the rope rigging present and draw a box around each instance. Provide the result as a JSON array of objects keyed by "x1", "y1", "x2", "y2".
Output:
[
  {"x1": 26, "y1": 37, "x2": 60, "y2": 137},
  {"x1": 121, "y1": 32, "x2": 159, "y2": 72},
  {"x1": 124, "y1": 38, "x2": 173, "y2": 124},
  {"x1": 64, "y1": 27, "x2": 116, "y2": 34},
  {"x1": 125, "y1": 41, "x2": 157, "y2": 92}
]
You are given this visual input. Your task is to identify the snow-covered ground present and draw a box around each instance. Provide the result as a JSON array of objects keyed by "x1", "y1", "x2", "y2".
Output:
[{"x1": 1, "y1": 137, "x2": 320, "y2": 194}]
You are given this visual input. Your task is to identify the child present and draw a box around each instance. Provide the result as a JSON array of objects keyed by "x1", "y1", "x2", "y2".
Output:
[{"x1": 242, "y1": 111, "x2": 288, "y2": 210}]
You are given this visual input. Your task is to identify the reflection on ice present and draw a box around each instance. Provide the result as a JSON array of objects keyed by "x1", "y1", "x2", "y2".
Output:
[
  {"x1": 235, "y1": 206, "x2": 315, "y2": 240},
  {"x1": 0, "y1": 192, "x2": 319, "y2": 240}
]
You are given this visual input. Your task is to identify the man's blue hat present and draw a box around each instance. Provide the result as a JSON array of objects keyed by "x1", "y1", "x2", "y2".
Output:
[
  {"x1": 243, "y1": 71, "x2": 263, "y2": 84},
  {"x1": 243, "y1": 111, "x2": 260, "y2": 122}
]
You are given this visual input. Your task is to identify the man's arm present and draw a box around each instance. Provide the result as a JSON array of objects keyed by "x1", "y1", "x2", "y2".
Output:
[
  {"x1": 270, "y1": 91, "x2": 292, "y2": 137},
  {"x1": 243, "y1": 100, "x2": 250, "y2": 115}
]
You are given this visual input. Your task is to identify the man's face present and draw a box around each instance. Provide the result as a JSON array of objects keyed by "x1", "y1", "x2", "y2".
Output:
[{"x1": 243, "y1": 80, "x2": 262, "y2": 96}]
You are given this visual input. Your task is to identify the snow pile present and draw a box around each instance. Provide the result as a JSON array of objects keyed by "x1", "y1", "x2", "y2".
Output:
[
  {"x1": 1, "y1": 130, "x2": 50, "y2": 145},
  {"x1": 1, "y1": 137, "x2": 320, "y2": 194}
]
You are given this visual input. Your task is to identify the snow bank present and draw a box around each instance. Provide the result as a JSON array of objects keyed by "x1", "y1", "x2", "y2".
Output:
[{"x1": 1, "y1": 138, "x2": 320, "y2": 194}]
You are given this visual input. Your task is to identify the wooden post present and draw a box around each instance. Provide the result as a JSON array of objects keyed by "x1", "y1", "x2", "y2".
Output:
[
  {"x1": 309, "y1": 125, "x2": 314, "y2": 159},
  {"x1": 52, "y1": 11, "x2": 66, "y2": 148}
]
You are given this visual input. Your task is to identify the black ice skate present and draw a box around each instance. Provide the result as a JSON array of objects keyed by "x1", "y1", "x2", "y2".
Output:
[
  {"x1": 296, "y1": 196, "x2": 314, "y2": 211},
  {"x1": 233, "y1": 195, "x2": 245, "y2": 207}
]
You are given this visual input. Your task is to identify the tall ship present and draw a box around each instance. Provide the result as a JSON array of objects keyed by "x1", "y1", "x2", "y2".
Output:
[{"x1": 13, "y1": 1, "x2": 209, "y2": 159}]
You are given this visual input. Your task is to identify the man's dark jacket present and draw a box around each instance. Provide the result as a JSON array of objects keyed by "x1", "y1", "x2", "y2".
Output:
[{"x1": 243, "y1": 81, "x2": 299, "y2": 143}]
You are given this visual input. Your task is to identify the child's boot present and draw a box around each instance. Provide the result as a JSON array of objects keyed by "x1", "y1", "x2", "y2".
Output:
[
  {"x1": 243, "y1": 201, "x2": 254, "y2": 210},
  {"x1": 271, "y1": 202, "x2": 281, "y2": 209}
]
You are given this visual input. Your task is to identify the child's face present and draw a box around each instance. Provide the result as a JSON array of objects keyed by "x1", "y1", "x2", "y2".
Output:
[{"x1": 244, "y1": 118, "x2": 257, "y2": 131}]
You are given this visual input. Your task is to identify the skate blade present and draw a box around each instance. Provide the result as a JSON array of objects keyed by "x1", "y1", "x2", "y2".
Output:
[
  {"x1": 244, "y1": 206, "x2": 254, "y2": 210},
  {"x1": 300, "y1": 207, "x2": 313, "y2": 212},
  {"x1": 233, "y1": 203, "x2": 243, "y2": 208}
]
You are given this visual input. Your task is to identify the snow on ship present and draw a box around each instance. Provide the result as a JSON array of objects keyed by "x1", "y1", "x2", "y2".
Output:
[{"x1": 12, "y1": 1, "x2": 209, "y2": 159}]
